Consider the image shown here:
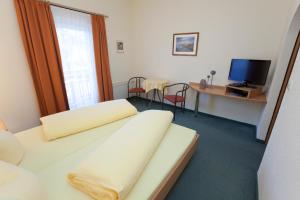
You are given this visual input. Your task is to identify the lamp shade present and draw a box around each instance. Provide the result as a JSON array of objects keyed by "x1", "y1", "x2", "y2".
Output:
[{"x1": 0, "y1": 119, "x2": 7, "y2": 131}]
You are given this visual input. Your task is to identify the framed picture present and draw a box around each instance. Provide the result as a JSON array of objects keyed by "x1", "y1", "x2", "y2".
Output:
[
  {"x1": 172, "y1": 32, "x2": 199, "y2": 56},
  {"x1": 116, "y1": 40, "x2": 124, "y2": 53}
]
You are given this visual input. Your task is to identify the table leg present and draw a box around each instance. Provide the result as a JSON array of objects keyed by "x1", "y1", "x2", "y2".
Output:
[
  {"x1": 194, "y1": 92, "x2": 200, "y2": 117},
  {"x1": 148, "y1": 89, "x2": 163, "y2": 107},
  {"x1": 149, "y1": 89, "x2": 156, "y2": 107},
  {"x1": 156, "y1": 90, "x2": 162, "y2": 102},
  {"x1": 153, "y1": 89, "x2": 157, "y2": 102}
]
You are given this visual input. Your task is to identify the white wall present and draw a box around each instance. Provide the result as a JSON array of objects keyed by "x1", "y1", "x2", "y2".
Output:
[
  {"x1": 0, "y1": 0, "x2": 40, "y2": 132},
  {"x1": 0, "y1": 0, "x2": 132, "y2": 132},
  {"x1": 258, "y1": 32, "x2": 300, "y2": 200},
  {"x1": 50, "y1": 0, "x2": 133, "y2": 84},
  {"x1": 257, "y1": 0, "x2": 300, "y2": 140},
  {"x1": 0, "y1": 0, "x2": 297, "y2": 133},
  {"x1": 258, "y1": 2, "x2": 300, "y2": 199},
  {"x1": 130, "y1": 0, "x2": 295, "y2": 126}
]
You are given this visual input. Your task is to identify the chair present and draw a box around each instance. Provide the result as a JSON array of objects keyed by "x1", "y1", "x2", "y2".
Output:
[
  {"x1": 128, "y1": 77, "x2": 147, "y2": 98},
  {"x1": 162, "y1": 83, "x2": 189, "y2": 119}
]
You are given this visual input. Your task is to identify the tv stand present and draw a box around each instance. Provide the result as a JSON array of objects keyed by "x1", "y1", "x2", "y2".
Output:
[{"x1": 225, "y1": 85, "x2": 262, "y2": 99}]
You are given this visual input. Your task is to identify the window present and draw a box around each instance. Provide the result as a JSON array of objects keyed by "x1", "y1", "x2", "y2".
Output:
[{"x1": 51, "y1": 7, "x2": 99, "y2": 109}]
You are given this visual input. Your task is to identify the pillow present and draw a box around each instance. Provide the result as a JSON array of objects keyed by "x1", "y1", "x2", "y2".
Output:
[
  {"x1": 40, "y1": 99, "x2": 138, "y2": 141},
  {"x1": 0, "y1": 161, "x2": 45, "y2": 200},
  {"x1": 0, "y1": 131, "x2": 24, "y2": 165}
]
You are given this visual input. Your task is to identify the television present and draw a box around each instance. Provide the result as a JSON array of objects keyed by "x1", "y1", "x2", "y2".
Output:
[{"x1": 228, "y1": 59, "x2": 271, "y2": 86}]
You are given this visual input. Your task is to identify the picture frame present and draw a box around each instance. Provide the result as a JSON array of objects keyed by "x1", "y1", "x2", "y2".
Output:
[
  {"x1": 116, "y1": 40, "x2": 124, "y2": 53},
  {"x1": 172, "y1": 32, "x2": 199, "y2": 56}
]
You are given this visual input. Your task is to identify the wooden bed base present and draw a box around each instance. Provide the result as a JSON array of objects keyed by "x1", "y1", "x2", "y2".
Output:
[{"x1": 150, "y1": 134, "x2": 200, "y2": 200}]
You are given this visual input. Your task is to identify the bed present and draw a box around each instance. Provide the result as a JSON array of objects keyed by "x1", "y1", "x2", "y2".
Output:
[{"x1": 14, "y1": 114, "x2": 198, "y2": 200}]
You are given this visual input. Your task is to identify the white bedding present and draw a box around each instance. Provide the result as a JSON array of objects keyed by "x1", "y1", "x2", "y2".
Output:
[{"x1": 16, "y1": 117, "x2": 197, "y2": 200}]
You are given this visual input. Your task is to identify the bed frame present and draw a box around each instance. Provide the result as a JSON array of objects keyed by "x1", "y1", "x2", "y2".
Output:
[{"x1": 150, "y1": 134, "x2": 200, "y2": 200}]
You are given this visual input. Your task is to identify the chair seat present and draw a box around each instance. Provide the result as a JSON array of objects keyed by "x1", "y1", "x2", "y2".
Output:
[
  {"x1": 164, "y1": 95, "x2": 185, "y2": 103},
  {"x1": 129, "y1": 88, "x2": 145, "y2": 93}
]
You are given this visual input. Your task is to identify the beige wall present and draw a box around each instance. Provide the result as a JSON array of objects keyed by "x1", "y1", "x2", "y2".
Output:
[
  {"x1": 258, "y1": 2, "x2": 300, "y2": 200},
  {"x1": 130, "y1": 0, "x2": 295, "y2": 126},
  {"x1": 0, "y1": 0, "x2": 133, "y2": 132}
]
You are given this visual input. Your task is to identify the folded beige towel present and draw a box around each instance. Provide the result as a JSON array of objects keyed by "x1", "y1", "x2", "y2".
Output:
[
  {"x1": 41, "y1": 99, "x2": 137, "y2": 141},
  {"x1": 68, "y1": 110, "x2": 173, "y2": 200}
]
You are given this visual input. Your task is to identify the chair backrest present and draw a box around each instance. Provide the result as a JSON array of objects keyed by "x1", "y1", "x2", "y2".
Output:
[
  {"x1": 128, "y1": 77, "x2": 146, "y2": 89},
  {"x1": 178, "y1": 83, "x2": 189, "y2": 98},
  {"x1": 163, "y1": 83, "x2": 190, "y2": 98}
]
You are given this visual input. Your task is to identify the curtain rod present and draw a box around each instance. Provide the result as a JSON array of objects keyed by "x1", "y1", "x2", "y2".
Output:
[{"x1": 47, "y1": 1, "x2": 109, "y2": 18}]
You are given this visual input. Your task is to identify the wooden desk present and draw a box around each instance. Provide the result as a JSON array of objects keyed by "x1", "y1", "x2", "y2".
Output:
[{"x1": 189, "y1": 82, "x2": 267, "y2": 116}]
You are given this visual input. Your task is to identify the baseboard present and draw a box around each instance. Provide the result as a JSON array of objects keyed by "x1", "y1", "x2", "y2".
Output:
[
  {"x1": 129, "y1": 96, "x2": 264, "y2": 143},
  {"x1": 128, "y1": 96, "x2": 255, "y2": 125},
  {"x1": 255, "y1": 139, "x2": 265, "y2": 144},
  {"x1": 127, "y1": 96, "x2": 179, "y2": 109}
]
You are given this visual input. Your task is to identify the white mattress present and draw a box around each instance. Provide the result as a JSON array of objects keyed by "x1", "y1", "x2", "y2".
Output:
[{"x1": 16, "y1": 117, "x2": 197, "y2": 200}]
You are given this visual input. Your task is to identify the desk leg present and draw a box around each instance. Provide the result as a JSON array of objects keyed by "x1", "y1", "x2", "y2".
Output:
[{"x1": 194, "y1": 92, "x2": 200, "y2": 117}]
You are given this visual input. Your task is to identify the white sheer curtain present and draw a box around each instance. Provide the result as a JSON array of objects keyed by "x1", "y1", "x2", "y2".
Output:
[{"x1": 51, "y1": 6, "x2": 99, "y2": 110}]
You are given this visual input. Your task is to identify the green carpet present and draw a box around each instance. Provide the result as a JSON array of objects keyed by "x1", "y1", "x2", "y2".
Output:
[{"x1": 128, "y1": 97, "x2": 265, "y2": 200}]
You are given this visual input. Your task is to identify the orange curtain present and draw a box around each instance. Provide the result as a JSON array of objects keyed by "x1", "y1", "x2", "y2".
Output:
[
  {"x1": 14, "y1": 0, "x2": 69, "y2": 116},
  {"x1": 91, "y1": 15, "x2": 114, "y2": 101}
]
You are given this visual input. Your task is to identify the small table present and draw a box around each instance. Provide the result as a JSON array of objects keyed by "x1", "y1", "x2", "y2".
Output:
[
  {"x1": 189, "y1": 82, "x2": 267, "y2": 116},
  {"x1": 143, "y1": 79, "x2": 168, "y2": 106}
]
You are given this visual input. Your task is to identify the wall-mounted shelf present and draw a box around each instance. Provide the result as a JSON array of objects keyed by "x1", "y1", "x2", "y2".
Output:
[
  {"x1": 225, "y1": 85, "x2": 266, "y2": 102},
  {"x1": 189, "y1": 82, "x2": 267, "y2": 103}
]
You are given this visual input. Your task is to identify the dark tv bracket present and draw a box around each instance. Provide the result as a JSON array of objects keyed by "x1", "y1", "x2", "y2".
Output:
[{"x1": 228, "y1": 82, "x2": 257, "y2": 89}]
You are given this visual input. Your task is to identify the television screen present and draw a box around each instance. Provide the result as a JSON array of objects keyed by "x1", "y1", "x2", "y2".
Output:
[{"x1": 228, "y1": 59, "x2": 271, "y2": 85}]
